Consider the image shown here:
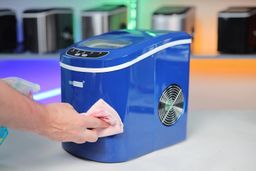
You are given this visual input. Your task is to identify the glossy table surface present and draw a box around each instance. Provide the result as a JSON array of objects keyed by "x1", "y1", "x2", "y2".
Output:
[{"x1": 0, "y1": 56, "x2": 256, "y2": 171}]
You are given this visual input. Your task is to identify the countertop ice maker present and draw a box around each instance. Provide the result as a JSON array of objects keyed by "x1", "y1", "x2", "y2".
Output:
[
  {"x1": 60, "y1": 30, "x2": 191, "y2": 162},
  {"x1": 152, "y1": 6, "x2": 195, "y2": 36},
  {"x1": 81, "y1": 4, "x2": 127, "y2": 39}
]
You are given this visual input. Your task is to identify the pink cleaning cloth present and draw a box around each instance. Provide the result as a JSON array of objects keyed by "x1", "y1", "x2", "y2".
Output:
[{"x1": 83, "y1": 99, "x2": 124, "y2": 137}]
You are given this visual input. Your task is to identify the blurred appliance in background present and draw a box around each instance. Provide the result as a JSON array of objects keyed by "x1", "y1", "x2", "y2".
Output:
[
  {"x1": 54, "y1": 8, "x2": 74, "y2": 50},
  {"x1": 218, "y1": 7, "x2": 256, "y2": 54},
  {"x1": 0, "y1": 9, "x2": 17, "y2": 53},
  {"x1": 152, "y1": 6, "x2": 195, "y2": 36},
  {"x1": 23, "y1": 8, "x2": 73, "y2": 53},
  {"x1": 81, "y1": 4, "x2": 127, "y2": 39}
]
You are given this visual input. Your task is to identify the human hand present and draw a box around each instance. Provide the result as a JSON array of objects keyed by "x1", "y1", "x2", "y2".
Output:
[{"x1": 40, "y1": 103, "x2": 109, "y2": 144}]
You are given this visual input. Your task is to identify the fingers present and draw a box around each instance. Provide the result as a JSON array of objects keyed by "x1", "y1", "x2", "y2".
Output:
[
  {"x1": 61, "y1": 104, "x2": 109, "y2": 129},
  {"x1": 81, "y1": 115, "x2": 110, "y2": 129},
  {"x1": 72, "y1": 116, "x2": 109, "y2": 143},
  {"x1": 74, "y1": 129, "x2": 98, "y2": 144},
  {"x1": 43, "y1": 102, "x2": 109, "y2": 144}
]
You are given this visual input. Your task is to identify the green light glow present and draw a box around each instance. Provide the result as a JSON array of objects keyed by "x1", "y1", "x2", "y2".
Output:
[
  {"x1": 145, "y1": 31, "x2": 157, "y2": 37},
  {"x1": 127, "y1": 0, "x2": 137, "y2": 29}
]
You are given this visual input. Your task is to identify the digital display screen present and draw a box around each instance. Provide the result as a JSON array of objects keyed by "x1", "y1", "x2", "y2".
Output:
[{"x1": 81, "y1": 39, "x2": 131, "y2": 49}]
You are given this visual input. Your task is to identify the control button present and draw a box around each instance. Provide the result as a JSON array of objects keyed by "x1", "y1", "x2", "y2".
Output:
[
  {"x1": 70, "y1": 48, "x2": 75, "y2": 52},
  {"x1": 74, "y1": 52, "x2": 81, "y2": 56},
  {"x1": 87, "y1": 51, "x2": 108, "y2": 57},
  {"x1": 67, "y1": 48, "x2": 79, "y2": 56},
  {"x1": 101, "y1": 52, "x2": 108, "y2": 56},
  {"x1": 90, "y1": 52, "x2": 99, "y2": 57},
  {"x1": 81, "y1": 53, "x2": 88, "y2": 57}
]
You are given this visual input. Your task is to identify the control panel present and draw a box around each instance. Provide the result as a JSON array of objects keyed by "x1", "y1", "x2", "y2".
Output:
[{"x1": 66, "y1": 48, "x2": 108, "y2": 58}]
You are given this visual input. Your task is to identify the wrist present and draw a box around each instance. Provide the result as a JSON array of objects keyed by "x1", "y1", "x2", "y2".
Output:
[{"x1": 29, "y1": 103, "x2": 50, "y2": 136}]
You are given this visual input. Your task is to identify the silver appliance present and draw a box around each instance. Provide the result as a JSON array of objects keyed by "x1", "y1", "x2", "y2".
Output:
[
  {"x1": 152, "y1": 6, "x2": 195, "y2": 36},
  {"x1": 81, "y1": 4, "x2": 127, "y2": 39},
  {"x1": 23, "y1": 8, "x2": 73, "y2": 53}
]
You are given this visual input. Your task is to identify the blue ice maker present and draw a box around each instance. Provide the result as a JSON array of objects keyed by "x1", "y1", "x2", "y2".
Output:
[{"x1": 60, "y1": 30, "x2": 191, "y2": 162}]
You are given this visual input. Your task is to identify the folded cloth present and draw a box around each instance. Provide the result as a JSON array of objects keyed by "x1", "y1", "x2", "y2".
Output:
[{"x1": 83, "y1": 99, "x2": 124, "y2": 137}]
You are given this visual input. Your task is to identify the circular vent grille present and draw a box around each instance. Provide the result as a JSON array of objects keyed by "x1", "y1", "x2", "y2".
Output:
[{"x1": 158, "y1": 84, "x2": 184, "y2": 126}]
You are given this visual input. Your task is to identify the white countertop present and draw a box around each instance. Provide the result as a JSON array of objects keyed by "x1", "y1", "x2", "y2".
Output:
[{"x1": 0, "y1": 109, "x2": 256, "y2": 171}]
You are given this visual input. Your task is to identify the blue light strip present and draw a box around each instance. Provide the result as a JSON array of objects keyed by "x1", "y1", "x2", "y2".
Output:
[{"x1": 33, "y1": 88, "x2": 61, "y2": 101}]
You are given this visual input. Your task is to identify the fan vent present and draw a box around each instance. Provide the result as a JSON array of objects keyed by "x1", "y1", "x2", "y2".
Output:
[{"x1": 158, "y1": 84, "x2": 184, "y2": 126}]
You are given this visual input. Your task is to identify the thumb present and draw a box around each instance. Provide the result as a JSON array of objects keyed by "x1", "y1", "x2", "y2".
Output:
[{"x1": 80, "y1": 115, "x2": 110, "y2": 129}]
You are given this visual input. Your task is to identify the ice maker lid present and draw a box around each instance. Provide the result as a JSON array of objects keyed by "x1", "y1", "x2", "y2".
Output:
[
  {"x1": 153, "y1": 6, "x2": 192, "y2": 15},
  {"x1": 23, "y1": 8, "x2": 73, "y2": 17},
  {"x1": 219, "y1": 7, "x2": 256, "y2": 18},
  {"x1": 0, "y1": 9, "x2": 16, "y2": 16},
  {"x1": 82, "y1": 4, "x2": 126, "y2": 12},
  {"x1": 60, "y1": 30, "x2": 191, "y2": 73},
  {"x1": 23, "y1": 8, "x2": 53, "y2": 13}
]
